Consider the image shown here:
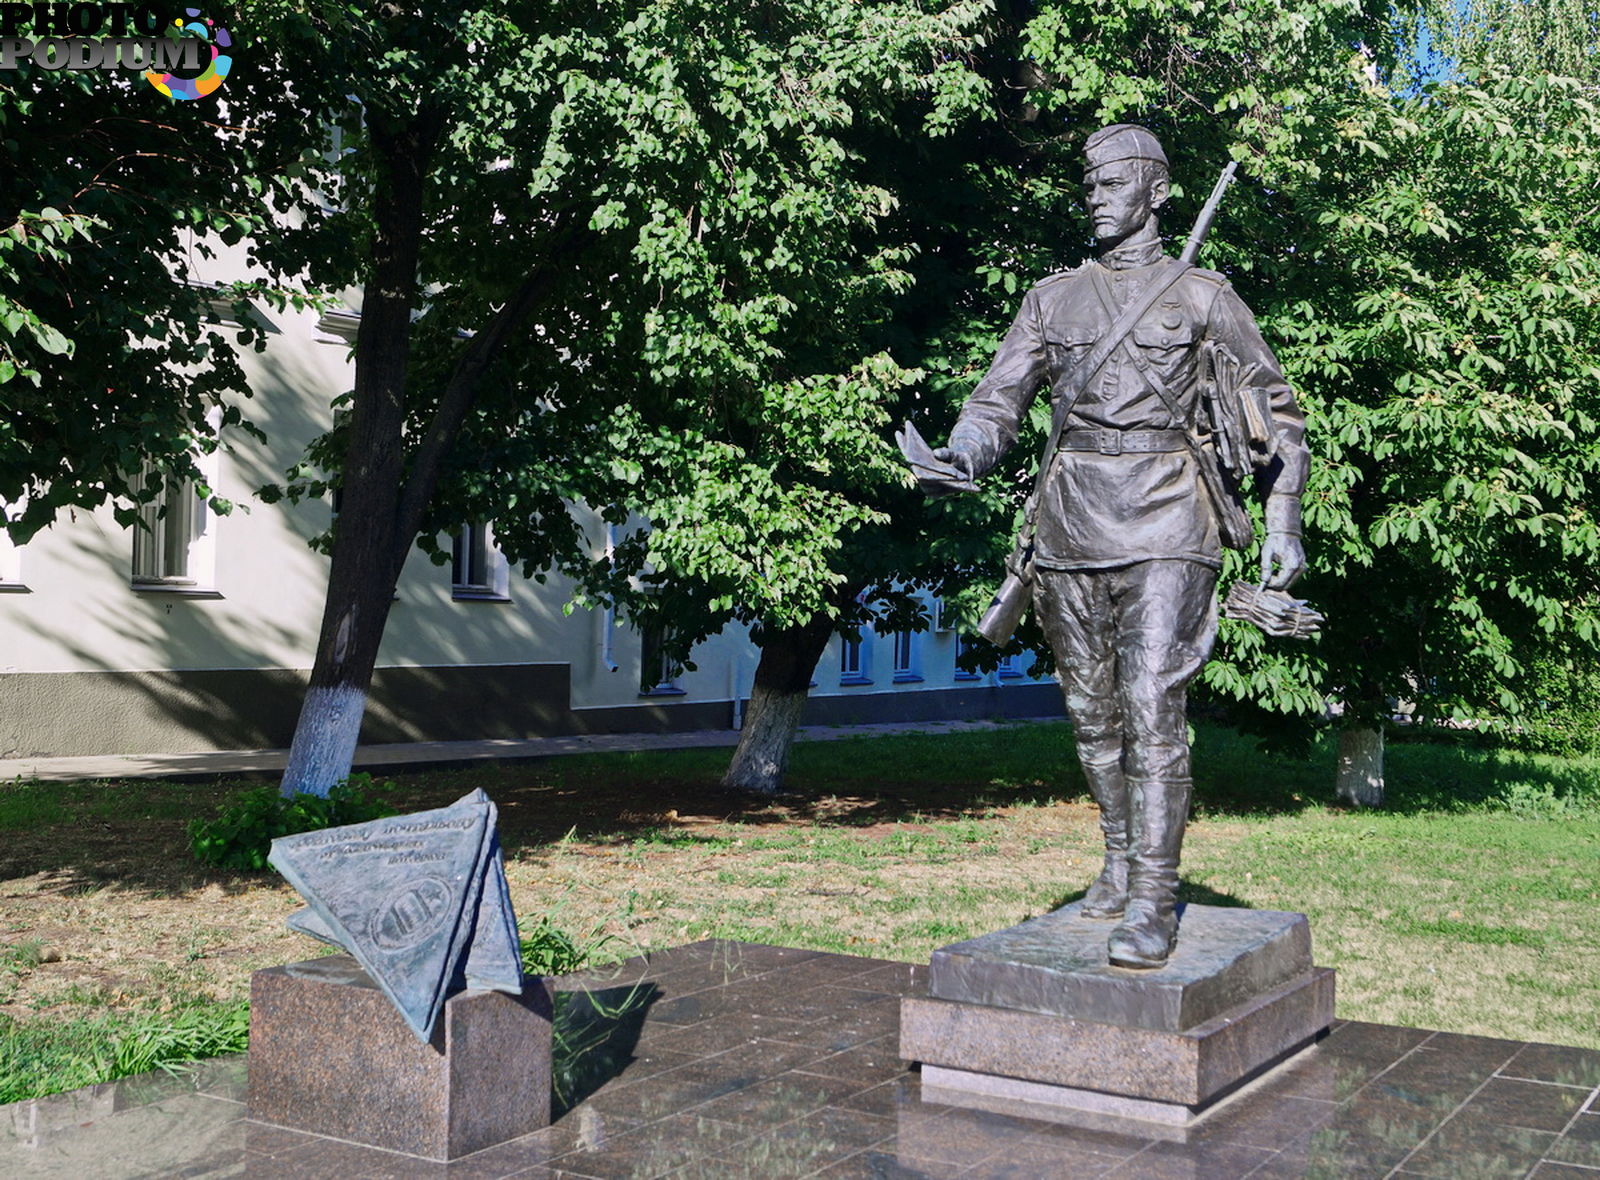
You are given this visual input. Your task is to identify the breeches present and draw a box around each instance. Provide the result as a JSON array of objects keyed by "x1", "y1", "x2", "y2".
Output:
[{"x1": 1033, "y1": 560, "x2": 1218, "y2": 783}]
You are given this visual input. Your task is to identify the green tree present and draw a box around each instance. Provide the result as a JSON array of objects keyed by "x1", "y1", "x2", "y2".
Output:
[
  {"x1": 504, "y1": 7, "x2": 1021, "y2": 797},
  {"x1": 0, "y1": 27, "x2": 317, "y2": 541},
  {"x1": 886, "y1": 0, "x2": 1387, "y2": 783},
  {"x1": 492, "y1": 0, "x2": 1418, "y2": 798},
  {"x1": 253, "y1": 0, "x2": 991, "y2": 796},
  {"x1": 447, "y1": 0, "x2": 1107, "y2": 797},
  {"x1": 1400, "y1": 0, "x2": 1600, "y2": 86},
  {"x1": 1228, "y1": 70, "x2": 1600, "y2": 801}
]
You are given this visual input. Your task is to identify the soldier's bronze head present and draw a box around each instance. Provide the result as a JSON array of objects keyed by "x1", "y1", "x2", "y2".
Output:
[{"x1": 1082, "y1": 124, "x2": 1170, "y2": 246}]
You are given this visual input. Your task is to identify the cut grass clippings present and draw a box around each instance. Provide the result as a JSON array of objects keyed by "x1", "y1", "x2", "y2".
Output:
[{"x1": 2, "y1": 719, "x2": 1598, "y2": 1104}]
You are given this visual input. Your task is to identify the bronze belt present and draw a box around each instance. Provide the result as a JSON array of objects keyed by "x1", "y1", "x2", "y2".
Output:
[{"x1": 1060, "y1": 428, "x2": 1187, "y2": 456}]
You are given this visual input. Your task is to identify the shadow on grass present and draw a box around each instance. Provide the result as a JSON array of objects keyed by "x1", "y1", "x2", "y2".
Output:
[
  {"x1": 1378, "y1": 732, "x2": 1600, "y2": 815},
  {"x1": 5, "y1": 720, "x2": 1596, "y2": 890},
  {"x1": 1190, "y1": 724, "x2": 1600, "y2": 820}
]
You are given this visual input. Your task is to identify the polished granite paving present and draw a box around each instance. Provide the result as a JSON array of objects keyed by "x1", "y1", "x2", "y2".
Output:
[{"x1": 5, "y1": 939, "x2": 1599, "y2": 1178}]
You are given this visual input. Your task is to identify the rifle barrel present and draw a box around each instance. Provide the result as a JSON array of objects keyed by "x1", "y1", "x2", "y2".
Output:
[{"x1": 1179, "y1": 160, "x2": 1238, "y2": 266}]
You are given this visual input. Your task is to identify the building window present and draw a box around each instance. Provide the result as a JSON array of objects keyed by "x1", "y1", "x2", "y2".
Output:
[
  {"x1": 996, "y1": 652, "x2": 1025, "y2": 680},
  {"x1": 452, "y1": 523, "x2": 490, "y2": 591},
  {"x1": 450, "y1": 523, "x2": 510, "y2": 601},
  {"x1": 954, "y1": 635, "x2": 982, "y2": 681},
  {"x1": 840, "y1": 634, "x2": 871, "y2": 685},
  {"x1": 131, "y1": 469, "x2": 212, "y2": 589},
  {"x1": 0, "y1": 526, "x2": 20, "y2": 590},
  {"x1": 891, "y1": 630, "x2": 921, "y2": 683},
  {"x1": 639, "y1": 622, "x2": 683, "y2": 695}
]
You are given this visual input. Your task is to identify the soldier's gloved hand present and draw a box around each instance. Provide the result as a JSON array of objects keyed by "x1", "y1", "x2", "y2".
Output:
[
  {"x1": 1260, "y1": 532, "x2": 1305, "y2": 590},
  {"x1": 932, "y1": 446, "x2": 976, "y2": 484},
  {"x1": 1261, "y1": 494, "x2": 1305, "y2": 589}
]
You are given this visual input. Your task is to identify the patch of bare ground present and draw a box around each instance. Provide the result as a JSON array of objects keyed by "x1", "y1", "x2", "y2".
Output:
[
  {"x1": 0, "y1": 768, "x2": 1102, "y2": 1021},
  {"x1": 7, "y1": 760, "x2": 1596, "y2": 1051}
]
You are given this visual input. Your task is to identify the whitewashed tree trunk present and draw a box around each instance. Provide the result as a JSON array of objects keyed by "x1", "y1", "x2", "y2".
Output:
[
  {"x1": 722, "y1": 684, "x2": 810, "y2": 796},
  {"x1": 281, "y1": 683, "x2": 370, "y2": 798},
  {"x1": 1336, "y1": 726, "x2": 1384, "y2": 807},
  {"x1": 721, "y1": 612, "x2": 836, "y2": 796},
  {"x1": 273, "y1": 118, "x2": 584, "y2": 799}
]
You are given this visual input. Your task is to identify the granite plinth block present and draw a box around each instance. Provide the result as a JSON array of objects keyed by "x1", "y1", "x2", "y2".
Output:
[
  {"x1": 247, "y1": 955, "x2": 552, "y2": 1160},
  {"x1": 902, "y1": 965, "x2": 1335, "y2": 1110},
  {"x1": 921, "y1": 1064, "x2": 1207, "y2": 1126},
  {"x1": 930, "y1": 900, "x2": 1311, "y2": 1032}
]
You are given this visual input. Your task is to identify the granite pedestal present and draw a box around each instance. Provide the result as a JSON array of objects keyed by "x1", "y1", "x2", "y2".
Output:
[
  {"x1": 247, "y1": 955, "x2": 553, "y2": 1160},
  {"x1": 900, "y1": 901, "x2": 1335, "y2": 1125}
]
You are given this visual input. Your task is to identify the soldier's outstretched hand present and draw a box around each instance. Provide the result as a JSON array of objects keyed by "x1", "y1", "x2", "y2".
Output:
[
  {"x1": 931, "y1": 447, "x2": 975, "y2": 484},
  {"x1": 1260, "y1": 532, "x2": 1306, "y2": 590}
]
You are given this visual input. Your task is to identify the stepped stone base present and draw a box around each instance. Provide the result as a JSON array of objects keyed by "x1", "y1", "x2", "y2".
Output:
[{"x1": 902, "y1": 902, "x2": 1336, "y2": 1123}]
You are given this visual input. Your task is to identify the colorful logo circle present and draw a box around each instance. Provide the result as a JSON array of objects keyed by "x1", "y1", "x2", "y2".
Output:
[{"x1": 144, "y1": 9, "x2": 232, "y2": 101}]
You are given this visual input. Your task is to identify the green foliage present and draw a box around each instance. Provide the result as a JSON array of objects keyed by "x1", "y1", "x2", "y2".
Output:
[
  {"x1": 519, "y1": 908, "x2": 617, "y2": 978},
  {"x1": 400, "y1": 0, "x2": 1003, "y2": 647},
  {"x1": 0, "y1": 23, "x2": 333, "y2": 542},
  {"x1": 959, "y1": 3, "x2": 1600, "y2": 738},
  {"x1": 1236, "y1": 69, "x2": 1600, "y2": 730},
  {"x1": 1505, "y1": 656, "x2": 1600, "y2": 758},
  {"x1": 228, "y1": 0, "x2": 1003, "y2": 795},
  {"x1": 108, "y1": 1001, "x2": 251, "y2": 1079},
  {"x1": 188, "y1": 773, "x2": 396, "y2": 871},
  {"x1": 1402, "y1": 0, "x2": 1600, "y2": 87},
  {"x1": 0, "y1": 1002, "x2": 249, "y2": 1105}
]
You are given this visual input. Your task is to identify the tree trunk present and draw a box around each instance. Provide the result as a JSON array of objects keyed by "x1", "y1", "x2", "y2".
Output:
[
  {"x1": 280, "y1": 117, "x2": 436, "y2": 799},
  {"x1": 721, "y1": 612, "x2": 837, "y2": 796},
  {"x1": 274, "y1": 94, "x2": 595, "y2": 799},
  {"x1": 1336, "y1": 725, "x2": 1384, "y2": 808}
]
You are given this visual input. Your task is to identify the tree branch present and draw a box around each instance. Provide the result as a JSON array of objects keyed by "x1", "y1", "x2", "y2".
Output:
[{"x1": 388, "y1": 218, "x2": 596, "y2": 571}]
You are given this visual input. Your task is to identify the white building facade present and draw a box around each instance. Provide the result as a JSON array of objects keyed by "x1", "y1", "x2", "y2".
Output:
[{"x1": 0, "y1": 256, "x2": 1056, "y2": 760}]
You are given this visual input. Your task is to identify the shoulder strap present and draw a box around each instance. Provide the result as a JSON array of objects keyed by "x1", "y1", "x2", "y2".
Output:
[
  {"x1": 1022, "y1": 258, "x2": 1192, "y2": 522},
  {"x1": 1086, "y1": 267, "x2": 1187, "y2": 428}
]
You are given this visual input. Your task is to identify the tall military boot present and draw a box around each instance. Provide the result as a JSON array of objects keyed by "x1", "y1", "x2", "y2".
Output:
[
  {"x1": 1079, "y1": 756, "x2": 1130, "y2": 919},
  {"x1": 1107, "y1": 776, "x2": 1192, "y2": 968}
]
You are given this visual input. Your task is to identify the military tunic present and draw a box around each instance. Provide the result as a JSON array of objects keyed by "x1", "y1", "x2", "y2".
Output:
[{"x1": 948, "y1": 242, "x2": 1308, "y2": 571}]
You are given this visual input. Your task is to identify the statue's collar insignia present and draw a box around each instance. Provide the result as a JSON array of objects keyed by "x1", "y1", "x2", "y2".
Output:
[{"x1": 1097, "y1": 240, "x2": 1165, "y2": 271}]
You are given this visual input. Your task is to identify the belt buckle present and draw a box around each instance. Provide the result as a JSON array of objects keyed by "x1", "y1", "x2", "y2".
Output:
[{"x1": 1097, "y1": 430, "x2": 1122, "y2": 456}]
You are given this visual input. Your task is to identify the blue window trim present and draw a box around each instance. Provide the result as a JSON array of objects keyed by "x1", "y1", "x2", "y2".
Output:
[
  {"x1": 891, "y1": 630, "x2": 922, "y2": 684},
  {"x1": 840, "y1": 635, "x2": 872, "y2": 685}
]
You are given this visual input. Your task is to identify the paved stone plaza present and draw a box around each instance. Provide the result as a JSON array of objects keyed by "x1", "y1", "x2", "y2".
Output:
[{"x1": 5, "y1": 940, "x2": 1599, "y2": 1177}]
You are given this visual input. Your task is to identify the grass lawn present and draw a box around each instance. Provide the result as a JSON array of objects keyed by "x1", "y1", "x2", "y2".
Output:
[{"x1": 2, "y1": 719, "x2": 1598, "y2": 1103}]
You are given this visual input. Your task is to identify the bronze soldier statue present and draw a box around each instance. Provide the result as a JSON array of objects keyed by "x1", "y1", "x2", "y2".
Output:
[{"x1": 923, "y1": 125, "x2": 1308, "y2": 968}]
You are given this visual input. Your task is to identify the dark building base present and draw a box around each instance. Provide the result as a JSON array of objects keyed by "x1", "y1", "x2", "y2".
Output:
[{"x1": 0, "y1": 663, "x2": 1061, "y2": 758}]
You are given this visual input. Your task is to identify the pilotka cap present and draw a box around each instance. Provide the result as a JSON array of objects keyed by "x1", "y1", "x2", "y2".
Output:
[{"x1": 1084, "y1": 124, "x2": 1169, "y2": 171}]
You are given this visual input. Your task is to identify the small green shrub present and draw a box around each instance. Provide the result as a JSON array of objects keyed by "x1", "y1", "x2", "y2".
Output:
[
  {"x1": 1513, "y1": 657, "x2": 1600, "y2": 758},
  {"x1": 188, "y1": 773, "x2": 396, "y2": 871},
  {"x1": 519, "y1": 907, "x2": 619, "y2": 978}
]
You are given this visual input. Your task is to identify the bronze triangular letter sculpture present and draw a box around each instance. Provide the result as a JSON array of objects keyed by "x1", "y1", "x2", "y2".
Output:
[{"x1": 269, "y1": 788, "x2": 523, "y2": 1042}]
